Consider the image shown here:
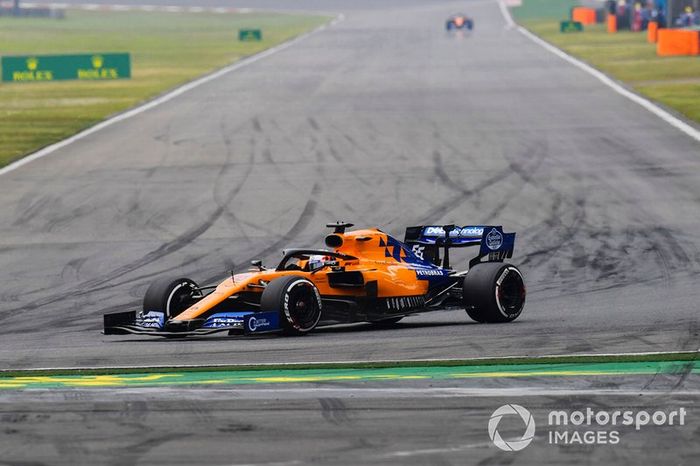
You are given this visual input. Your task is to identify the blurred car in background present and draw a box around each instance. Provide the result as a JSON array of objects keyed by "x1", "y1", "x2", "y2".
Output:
[{"x1": 446, "y1": 13, "x2": 474, "y2": 31}]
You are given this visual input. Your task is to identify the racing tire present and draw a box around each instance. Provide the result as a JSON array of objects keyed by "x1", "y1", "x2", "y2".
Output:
[
  {"x1": 463, "y1": 263, "x2": 525, "y2": 323},
  {"x1": 143, "y1": 277, "x2": 200, "y2": 320},
  {"x1": 260, "y1": 276, "x2": 322, "y2": 336}
]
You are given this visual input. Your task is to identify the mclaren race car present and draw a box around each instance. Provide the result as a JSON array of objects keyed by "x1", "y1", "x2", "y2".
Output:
[
  {"x1": 446, "y1": 13, "x2": 474, "y2": 31},
  {"x1": 104, "y1": 222, "x2": 525, "y2": 337}
]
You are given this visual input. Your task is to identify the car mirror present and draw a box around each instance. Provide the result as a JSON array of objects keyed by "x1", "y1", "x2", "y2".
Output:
[{"x1": 250, "y1": 259, "x2": 264, "y2": 271}]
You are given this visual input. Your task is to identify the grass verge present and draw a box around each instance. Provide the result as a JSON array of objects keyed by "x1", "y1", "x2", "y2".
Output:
[
  {"x1": 1, "y1": 350, "x2": 697, "y2": 377},
  {"x1": 511, "y1": 6, "x2": 700, "y2": 124},
  {"x1": 0, "y1": 9, "x2": 329, "y2": 168}
]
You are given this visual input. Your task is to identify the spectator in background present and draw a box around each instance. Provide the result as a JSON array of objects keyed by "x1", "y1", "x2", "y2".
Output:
[
  {"x1": 652, "y1": 0, "x2": 666, "y2": 28},
  {"x1": 617, "y1": 0, "x2": 630, "y2": 29},
  {"x1": 640, "y1": 2, "x2": 652, "y2": 30},
  {"x1": 655, "y1": 0, "x2": 666, "y2": 15},
  {"x1": 606, "y1": 0, "x2": 617, "y2": 14},
  {"x1": 632, "y1": 2, "x2": 643, "y2": 31},
  {"x1": 676, "y1": 6, "x2": 694, "y2": 27}
]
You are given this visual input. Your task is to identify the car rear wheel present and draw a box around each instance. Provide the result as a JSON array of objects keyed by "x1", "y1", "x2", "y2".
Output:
[
  {"x1": 143, "y1": 277, "x2": 200, "y2": 320},
  {"x1": 463, "y1": 263, "x2": 525, "y2": 323},
  {"x1": 260, "y1": 276, "x2": 322, "y2": 335}
]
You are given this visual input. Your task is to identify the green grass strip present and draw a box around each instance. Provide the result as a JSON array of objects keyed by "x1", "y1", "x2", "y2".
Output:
[
  {"x1": 0, "y1": 9, "x2": 329, "y2": 168},
  {"x1": 0, "y1": 358, "x2": 697, "y2": 389},
  {"x1": 511, "y1": 1, "x2": 700, "y2": 123},
  {"x1": 1, "y1": 351, "x2": 697, "y2": 378},
  {"x1": 511, "y1": 0, "x2": 580, "y2": 21}
]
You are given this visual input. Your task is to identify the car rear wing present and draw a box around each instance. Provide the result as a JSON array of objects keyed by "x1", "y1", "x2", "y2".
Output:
[{"x1": 403, "y1": 224, "x2": 515, "y2": 269}]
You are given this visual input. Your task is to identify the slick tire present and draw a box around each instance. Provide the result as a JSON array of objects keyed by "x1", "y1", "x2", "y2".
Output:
[
  {"x1": 463, "y1": 263, "x2": 525, "y2": 323},
  {"x1": 143, "y1": 277, "x2": 199, "y2": 320},
  {"x1": 260, "y1": 276, "x2": 322, "y2": 336}
]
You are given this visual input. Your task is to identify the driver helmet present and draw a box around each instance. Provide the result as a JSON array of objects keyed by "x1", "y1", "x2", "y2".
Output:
[{"x1": 307, "y1": 255, "x2": 326, "y2": 272}]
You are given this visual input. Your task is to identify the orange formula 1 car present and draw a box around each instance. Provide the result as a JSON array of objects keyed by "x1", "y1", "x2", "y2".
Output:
[{"x1": 104, "y1": 222, "x2": 525, "y2": 337}]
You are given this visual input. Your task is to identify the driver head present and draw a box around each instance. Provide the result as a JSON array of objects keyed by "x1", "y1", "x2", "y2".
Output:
[{"x1": 307, "y1": 255, "x2": 326, "y2": 272}]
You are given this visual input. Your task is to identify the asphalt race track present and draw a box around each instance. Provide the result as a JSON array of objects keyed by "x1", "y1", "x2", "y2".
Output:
[
  {"x1": 3, "y1": 1, "x2": 700, "y2": 464},
  {"x1": 1, "y1": 376, "x2": 698, "y2": 465},
  {"x1": 1, "y1": 0, "x2": 699, "y2": 370}
]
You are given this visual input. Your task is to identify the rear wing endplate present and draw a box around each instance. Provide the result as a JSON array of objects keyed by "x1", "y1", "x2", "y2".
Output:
[{"x1": 404, "y1": 224, "x2": 515, "y2": 269}]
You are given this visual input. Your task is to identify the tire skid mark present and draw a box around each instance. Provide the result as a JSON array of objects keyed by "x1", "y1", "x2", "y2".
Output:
[
  {"x1": 2, "y1": 113, "x2": 263, "y2": 308},
  {"x1": 59, "y1": 258, "x2": 88, "y2": 285},
  {"x1": 215, "y1": 118, "x2": 258, "y2": 244},
  {"x1": 198, "y1": 182, "x2": 322, "y2": 285},
  {"x1": 583, "y1": 166, "x2": 695, "y2": 286},
  {"x1": 483, "y1": 139, "x2": 549, "y2": 223},
  {"x1": 322, "y1": 123, "x2": 374, "y2": 188},
  {"x1": 414, "y1": 140, "x2": 546, "y2": 225},
  {"x1": 5, "y1": 123, "x2": 325, "y2": 325},
  {"x1": 519, "y1": 193, "x2": 587, "y2": 270},
  {"x1": 0, "y1": 119, "x2": 258, "y2": 318},
  {"x1": 319, "y1": 397, "x2": 352, "y2": 425},
  {"x1": 145, "y1": 123, "x2": 173, "y2": 179},
  {"x1": 517, "y1": 125, "x2": 700, "y2": 306},
  {"x1": 307, "y1": 117, "x2": 321, "y2": 131},
  {"x1": 432, "y1": 150, "x2": 470, "y2": 197},
  {"x1": 514, "y1": 135, "x2": 589, "y2": 272},
  {"x1": 12, "y1": 195, "x2": 53, "y2": 227}
]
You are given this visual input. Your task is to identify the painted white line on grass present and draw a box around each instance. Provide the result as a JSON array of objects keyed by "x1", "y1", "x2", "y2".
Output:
[
  {"x1": 497, "y1": 0, "x2": 700, "y2": 142},
  {"x1": 0, "y1": 14, "x2": 343, "y2": 178}
]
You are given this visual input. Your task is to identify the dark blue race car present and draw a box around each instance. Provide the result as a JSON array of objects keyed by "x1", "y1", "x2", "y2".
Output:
[{"x1": 446, "y1": 13, "x2": 474, "y2": 31}]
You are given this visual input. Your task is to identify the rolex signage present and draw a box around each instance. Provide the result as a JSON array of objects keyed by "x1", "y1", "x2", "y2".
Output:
[{"x1": 1, "y1": 53, "x2": 131, "y2": 82}]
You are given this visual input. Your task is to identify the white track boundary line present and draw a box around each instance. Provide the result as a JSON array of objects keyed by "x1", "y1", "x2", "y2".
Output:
[
  {"x1": 0, "y1": 14, "x2": 344, "y2": 178},
  {"x1": 497, "y1": 0, "x2": 515, "y2": 29},
  {"x1": 4, "y1": 349, "x2": 696, "y2": 373},
  {"x1": 497, "y1": 0, "x2": 700, "y2": 142}
]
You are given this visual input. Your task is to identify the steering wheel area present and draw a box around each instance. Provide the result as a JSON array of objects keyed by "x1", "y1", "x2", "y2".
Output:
[{"x1": 276, "y1": 249, "x2": 356, "y2": 273}]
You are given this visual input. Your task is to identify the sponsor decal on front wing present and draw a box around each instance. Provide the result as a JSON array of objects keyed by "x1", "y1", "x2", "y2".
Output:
[
  {"x1": 136, "y1": 311, "x2": 165, "y2": 329},
  {"x1": 244, "y1": 311, "x2": 281, "y2": 334}
]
